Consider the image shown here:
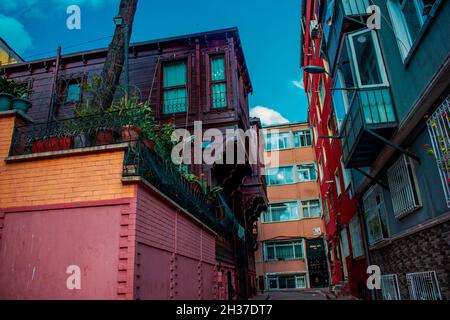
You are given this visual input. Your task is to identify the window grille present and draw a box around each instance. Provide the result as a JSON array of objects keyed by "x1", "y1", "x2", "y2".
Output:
[
  {"x1": 381, "y1": 274, "x2": 401, "y2": 300},
  {"x1": 406, "y1": 271, "x2": 442, "y2": 300},
  {"x1": 427, "y1": 95, "x2": 450, "y2": 207},
  {"x1": 387, "y1": 154, "x2": 421, "y2": 218}
]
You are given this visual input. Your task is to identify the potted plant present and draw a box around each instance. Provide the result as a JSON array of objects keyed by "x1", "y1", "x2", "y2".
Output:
[
  {"x1": 182, "y1": 173, "x2": 204, "y2": 194},
  {"x1": 0, "y1": 76, "x2": 14, "y2": 111}
]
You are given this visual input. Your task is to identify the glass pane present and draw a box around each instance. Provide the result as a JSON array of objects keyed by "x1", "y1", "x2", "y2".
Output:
[
  {"x1": 276, "y1": 245, "x2": 293, "y2": 260},
  {"x1": 212, "y1": 83, "x2": 227, "y2": 108},
  {"x1": 267, "y1": 167, "x2": 294, "y2": 185},
  {"x1": 294, "y1": 243, "x2": 302, "y2": 258},
  {"x1": 352, "y1": 31, "x2": 384, "y2": 86},
  {"x1": 266, "y1": 247, "x2": 275, "y2": 260},
  {"x1": 286, "y1": 277, "x2": 296, "y2": 289},
  {"x1": 211, "y1": 56, "x2": 225, "y2": 81},
  {"x1": 65, "y1": 83, "x2": 80, "y2": 102},
  {"x1": 269, "y1": 278, "x2": 277, "y2": 289},
  {"x1": 163, "y1": 88, "x2": 187, "y2": 113},
  {"x1": 402, "y1": 0, "x2": 423, "y2": 43},
  {"x1": 164, "y1": 61, "x2": 187, "y2": 87},
  {"x1": 278, "y1": 277, "x2": 287, "y2": 289},
  {"x1": 310, "y1": 200, "x2": 321, "y2": 217}
]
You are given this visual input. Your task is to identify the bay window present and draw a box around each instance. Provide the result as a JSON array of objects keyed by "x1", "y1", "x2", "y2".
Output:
[
  {"x1": 163, "y1": 61, "x2": 188, "y2": 113},
  {"x1": 211, "y1": 56, "x2": 227, "y2": 108}
]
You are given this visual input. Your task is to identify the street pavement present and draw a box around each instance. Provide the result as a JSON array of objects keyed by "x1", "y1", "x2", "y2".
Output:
[{"x1": 250, "y1": 289, "x2": 333, "y2": 300}]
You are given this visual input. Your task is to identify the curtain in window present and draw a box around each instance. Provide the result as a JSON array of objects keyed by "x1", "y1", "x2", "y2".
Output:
[
  {"x1": 211, "y1": 57, "x2": 225, "y2": 81},
  {"x1": 276, "y1": 245, "x2": 293, "y2": 260},
  {"x1": 164, "y1": 62, "x2": 186, "y2": 87},
  {"x1": 163, "y1": 62, "x2": 187, "y2": 113},
  {"x1": 211, "y1": 56, "x2": 226, "y2": 108}
]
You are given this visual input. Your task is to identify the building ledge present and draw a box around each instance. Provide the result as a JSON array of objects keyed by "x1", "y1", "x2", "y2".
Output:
[
  {"x1": 5, "y1": 143, "x2": 130, "y2": 163},
  {"x1": 0, "y1": 109, "x2": 34, "y2": 124}
]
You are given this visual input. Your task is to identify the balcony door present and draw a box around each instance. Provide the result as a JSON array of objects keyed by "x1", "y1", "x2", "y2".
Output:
[{"x1": 347, "y1": 29, "x2": 389, "y2": 89}]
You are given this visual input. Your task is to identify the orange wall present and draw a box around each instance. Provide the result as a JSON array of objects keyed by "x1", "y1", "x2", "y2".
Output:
[
  {"x1": 0, "y1": 114, "x2": 136, "y2": 209},
  {"x1": 257, "y1": 123, "x2": 324, "y2": 283}
]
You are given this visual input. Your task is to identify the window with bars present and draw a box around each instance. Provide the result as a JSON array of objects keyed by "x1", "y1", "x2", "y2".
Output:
[
  {"x1": 267, "y1": 274, "x2": 306, "y2": 290},
  {"x1": 163, "y1": 61, "x2": 187, "y2": 114},
  {"x1": 264, "y1": 240, "x2": 304, "y2": 261},
  {"x1": 363, "y1": 185, "x2": 389, "y2": 245},
  {"x1": 210, "y1": 56, "x2": 227, "y2": 108},
  {"x1": 387, "y1": 155, "x2": 422, "y2": 219},
  {"x1": 349, "y1": 216, "x2": 364, "y2": 258},
  {"x1": 263, "y1": 202, "x2": 299, "y2": 223},
  {"x1": 301, "y1": 200, "x2": 321, "y2": 218},
  {"x1": 426, "y1": 96, "x2": 450, "y2": 207},
  {"x1": 406, "y1": 271, "x2": 442, "y2": 300},
  {"x1": 381, "y1": 274, "x2": 401, "y2": 300}
]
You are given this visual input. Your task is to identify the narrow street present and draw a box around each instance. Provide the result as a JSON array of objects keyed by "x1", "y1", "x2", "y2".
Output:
[{"x1": 251, "y1": 289, "x2": 334, "y2": 300}]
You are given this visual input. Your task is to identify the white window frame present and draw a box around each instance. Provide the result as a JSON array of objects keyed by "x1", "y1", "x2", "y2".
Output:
[
  {"x1": 406, "y1": 271, "x2": 442, "y2": 300},
  {"x1": 347, "y1": 29, "x2": 390, "y2": 89},
  {"x1": 349, "y1": 216, "x2": 364, "y2": 258},
  {"x1": 265, "y1": 131, "x2": 293, "y2": 151},
  {"x1": 267, "y1": 273, "x2": 307, "y2": 290},
  {"x1": 381, "y1": 274, "x2": 402, "y2": 300},
  {"x1": 297, "y1": 163, "x2": 317, "y2": 182},
  {"x1": 340, "y1": 228, "x2": 350, "y2": 258},
  {"x1": 387, "y1": 154, "x2": 422, "y2": 219},
  {"x1": 293, "y1": 130, "x2": 312, "y2": 148},
  {"x1": 301, "y1": 199, "x2": 322, "y2": 219},
  {"x1": 266, "y1": 166, "x2": 295, "y2": 186},
  {"x1": 264, "y1": 240, "x2": 304, "y2": 262},
  {"x1": 263, "y1": 201, "x2": 300, "y2": 223},
  {"x1": 363, "y1": 185, "x2": 388, "y2": 245}
]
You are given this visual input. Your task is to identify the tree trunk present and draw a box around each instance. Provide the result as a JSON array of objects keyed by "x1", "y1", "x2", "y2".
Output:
[{"x1": 92, "y1": 0, "x2": 138, "y2": 110}]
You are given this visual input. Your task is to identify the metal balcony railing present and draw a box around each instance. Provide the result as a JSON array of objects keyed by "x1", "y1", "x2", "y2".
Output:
[{"x1": 341, "y1": 87, "x2": 397, "y2": 166}]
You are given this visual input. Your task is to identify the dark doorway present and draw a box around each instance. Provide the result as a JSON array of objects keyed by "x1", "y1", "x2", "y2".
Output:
[
  {"x1": 227, "y1": 271, "x2": 234, "y2": 300},
  {"x1": 306, "y1": 238, "x2": 330, "y2": 288}
]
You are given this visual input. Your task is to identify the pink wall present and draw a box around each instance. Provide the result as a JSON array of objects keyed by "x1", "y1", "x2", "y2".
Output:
[
  {"x1": 0, "y1": 203, "x2": 127, "y2": 299},
  {"x1": 134, "y1": 185, "x2": 218, "y2": 300}
]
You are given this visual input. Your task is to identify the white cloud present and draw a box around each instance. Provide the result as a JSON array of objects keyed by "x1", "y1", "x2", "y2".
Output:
[
  {"x1": 0, "y1": 15, "x2": 33, "y2": 54},
  {"x1": 250, "y1": 106, "x2": 290, "y2": 126},
  {"x1": 292, "y1": 80, "x2": 304, "y2": 90}
]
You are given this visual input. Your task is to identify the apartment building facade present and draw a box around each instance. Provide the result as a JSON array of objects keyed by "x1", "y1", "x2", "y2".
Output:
[
  {"x1": 255, "y1": 122, "x2": 329, "y2": 291},
  {"x1": 0, "y1": 28, "x2": 267, "y2": 300},
  {"x1": 302, "y1": 0, "x2": 450, "y2": 300},
  {"x1": 300, "y1": 0, "x2": 370, "y2": 298}
]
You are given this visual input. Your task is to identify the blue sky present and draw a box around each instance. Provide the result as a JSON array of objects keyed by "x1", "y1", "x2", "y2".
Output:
[{"x1": 0, "y1": 0, "x2": 308, "y2": 124}]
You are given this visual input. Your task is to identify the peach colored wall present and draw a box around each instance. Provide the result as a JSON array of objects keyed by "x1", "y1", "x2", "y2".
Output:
[
  {"x1": 256, "y1": 259, "x2": 307, "y2": 275},
  {"x1": 257, "y1": 123, "x2": 324, "y2": 287},
  {"x1": 0, "y1": 115, "x2": 136, "y2": 209}
]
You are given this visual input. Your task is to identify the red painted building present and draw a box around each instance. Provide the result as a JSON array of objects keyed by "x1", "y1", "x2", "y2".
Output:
[{"x1": 300, "y1": 0, "x2": 369, "y2": 298}]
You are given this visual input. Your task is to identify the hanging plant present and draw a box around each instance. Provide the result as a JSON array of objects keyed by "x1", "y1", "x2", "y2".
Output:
[{"x1": 424, "y1": 144, "x2": 435, "y2": 157}]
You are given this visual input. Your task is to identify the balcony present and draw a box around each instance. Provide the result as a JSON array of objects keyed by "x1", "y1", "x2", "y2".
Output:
[
  {"x1": 324, "y1": 0, "x2": 372, "y2": 71},
  {"x1": 341, "y1": 87, "x2": 397, "y2": 168},
  {"x1": 8, "y1": 109, "x2": 247, "y2": 235}
]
